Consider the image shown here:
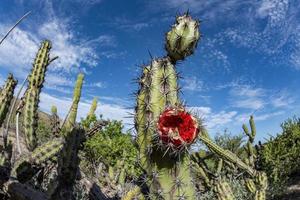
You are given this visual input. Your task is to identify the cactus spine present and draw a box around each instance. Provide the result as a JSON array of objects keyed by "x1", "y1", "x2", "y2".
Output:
[
  {"x1": 135, "y1": 13, "x2": 200, "y2": 200},
  {"x1": 23, "y1": 40, "x2": 52, "y2": 151},
  {"x1": 0, "y1": 74, "x2": 17, "y2": 147}
]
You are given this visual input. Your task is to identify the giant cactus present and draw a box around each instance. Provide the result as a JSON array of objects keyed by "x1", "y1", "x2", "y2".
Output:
[
  {"x1": 23, "y1": 40, "x2": 52, "y2": 151},
  {"x1": 135, "y1": 13, "x2": 200, "y2": 200}
]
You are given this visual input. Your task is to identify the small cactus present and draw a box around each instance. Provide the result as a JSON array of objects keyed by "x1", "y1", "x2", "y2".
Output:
[{"x1": 50, "y1": 105, "x2": 60, "y2": 137}]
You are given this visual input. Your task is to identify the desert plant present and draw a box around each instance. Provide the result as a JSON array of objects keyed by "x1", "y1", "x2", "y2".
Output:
[{"x1": 135, "y1": 13, "x2": 200, "y2": 199}]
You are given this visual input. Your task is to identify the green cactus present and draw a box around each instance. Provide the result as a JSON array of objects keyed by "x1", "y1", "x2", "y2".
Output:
[
  {"x1": 23, "y1": 40, "x2": 52, "y2": 151},
  {"x1": 165, "y1": 13, "x2": 200, "y2": 63},
  {"x1": 50, "y1": 105, "x2": 60, "y2": 137},
  {"x1": 135, "y1": 13, "x2": 200, "y2": 200},
  {"x1": 51, "y1": 73, "x2": 85, "y2": 199},
  {"x1": 12, "y1": 137, "x2": 64, "y2": 183},
  {"x1": 214, "y1": 179, "x2": 235, "y2": 200},
  {"x1": 199, "y1": 131, "x2": 256, "y2": 177},
  {"x1": 87, "y1": 97, "x2": 98, "y2": 119},
  {"x1": 242, "y1": 116, "x2": 268, "y2": 200},
  {"x1": 62, "y1": 73, "x2": 84, "y2": 132},
  {"x1": 122, "y1": 186, "x2": 145, "y2": 200},
  {"x1": 0, "y1": 74, "x2": 17, "y2": 145}
]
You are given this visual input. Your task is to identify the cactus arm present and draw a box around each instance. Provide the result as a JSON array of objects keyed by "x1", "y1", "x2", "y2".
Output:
[
  {"x1": 122, "y1": 186, "x2": 145, "y2": 200},
  {"x1": 62, "y1": 73, "x2": 84, "y2": 131},
  {"x1": 23, "y1": 40, "x2": 52, "y2": 151},
  {"x1": 0, "y1": 74, "x2": 17, "y2": 148},
  {"x1": 87, "y1": 97, "x2": 98, "y2": 118},
  {"x1": 199, "y1": 131, "x2": 256, "y2": 177},
  {"x1": 214, "y1": 179, "x2": 235, "y2": 200}
]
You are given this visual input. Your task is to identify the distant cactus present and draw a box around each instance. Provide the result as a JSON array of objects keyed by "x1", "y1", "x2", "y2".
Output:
[
  {"x1": 87, "y1": 97, "x2": 98, "y2": 119},
  {"x1": 23, "y1": 40, "x2": 52, "y2": 151},
  {"x1": 50, "y1": 105, "x2": 60, "y2": 137},
  {"x1": 135, "y1": 13, "x2": 200, "y2": 199}
]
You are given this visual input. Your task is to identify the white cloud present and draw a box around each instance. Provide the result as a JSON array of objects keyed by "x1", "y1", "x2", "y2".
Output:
[
  {"x1": 39, "y1": 92, "x2": 133, "y2": 126},
  {"x1": 183, "y1": 76, "x2": 204, "y2": 92},
  {"x1": 229, "y1": 85, "x2": 266, "y2": 110},
  {"x1": 189, "y1": 106, "x2": 237, "y2": 129},
  {"x1": 0, "y1": 15, "x2": 115, "y2": 93},
  {"x1": 235, "y1": 111, "x2": 284, "y2": 122}
]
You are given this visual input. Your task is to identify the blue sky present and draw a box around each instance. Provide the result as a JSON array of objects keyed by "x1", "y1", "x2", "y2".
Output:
[{"x1": 0, "y1": 0, "x2": 300, "y2": 142}]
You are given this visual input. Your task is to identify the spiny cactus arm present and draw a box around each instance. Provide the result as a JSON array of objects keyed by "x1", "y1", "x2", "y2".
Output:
[
  {"x1": 62, "y1": 73, "x2": 84, "y2": 131},
  {"x1": 199, "y1": 130, "x2": 256, "y2": 177},
  {"x1": 0, "y1": 74, "x2": 18, "y2": 147},
  {"x1": 87, "y1": 97, "x2": 98, "y2": 118},
  {"x1": 243, "y1": 116, "x2": 257, "y2": 168},
  {"x1": 214, "y1": 179, "x2": 235, "y2": 200},
  {"x1": 23, "y1": 40, "x2": 52, "y2": 151},
  {"x1": 12, "y1": 138, "x2": 64, "y2": 182},
  {"x1": 122, "y1": 186, "x2": 145, "y2": 200}
]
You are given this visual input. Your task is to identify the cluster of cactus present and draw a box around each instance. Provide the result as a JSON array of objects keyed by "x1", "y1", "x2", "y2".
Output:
[
  {"x1": 0, "y1": 12, "x2": 275, "y2": 200},
  {"x1": 0, "y1": 40, "x2": 109, "y2": 200}
]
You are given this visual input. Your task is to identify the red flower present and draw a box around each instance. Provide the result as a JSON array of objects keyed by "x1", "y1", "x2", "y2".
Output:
[{"x1": 157, "y1": 107, "x2": 199, "y2": 147}]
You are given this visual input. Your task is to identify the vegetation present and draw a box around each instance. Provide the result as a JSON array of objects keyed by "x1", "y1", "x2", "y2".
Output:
[{"x1": 0, "y1": 11, "x2": 299, "y2": 200}]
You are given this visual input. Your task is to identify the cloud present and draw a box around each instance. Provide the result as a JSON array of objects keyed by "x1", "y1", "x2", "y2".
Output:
[
  {"x1": 235, "y1": 111, "x2": 285, "y2": 122},
  {"x1": 229, "y1": 85, "x2": 266, "y2": 110},
  {"x1": 183, "y1": 76, "x2": 204, "y2": 92},
  {"x1": 40, "y1": 92, "x2": 133, "y2": 126},
  {"x1": 189, "y1": 106, "x2": 238, "y2": 129}
]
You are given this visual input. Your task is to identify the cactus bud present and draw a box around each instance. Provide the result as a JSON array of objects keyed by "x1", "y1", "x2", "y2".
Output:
[
  {"x1": 165, "y1": 13, "x2": 200, "y2": 63},
  {"x1": 157, "y1": 107, "x2": 199, "y2": 148}
]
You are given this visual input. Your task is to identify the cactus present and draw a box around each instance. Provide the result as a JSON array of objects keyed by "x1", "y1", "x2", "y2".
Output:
[
  {"x1": 0, "y1": 74, "x2": 17, "y2": 143},
  {"x1": 165, "y1": 13, "x2": 200, "y2": 63},
  {"x1": 214, "y1": 179, "x2": 235, "y2": 200},
  {"x1": 51, "y1": 73, "x2": 85, "y2": 200},
  {"x1": 12, "y1": 137, "x2": 64, "y2": 183},
  {"x1": 122, "y1": 186, "x2": 145, "y2": 200},
  {"x1": 50, "y1": 105, "x2": 60, "y2": 137},
  {"x1": 135, "y1": 13, "x2": 200, "y2": 200},
  {"x1": 23, "y1": 40, "x2": 52, "y2": 151},
  {"x1": 87, "y1": 97, "x2": 98, "y2": 119},
  {"x1": 62, "y1": 73, "x2": 84, "y2": 132},
  {"x1": 242, "y1": 116, "x2": 268, "y2": 200}
]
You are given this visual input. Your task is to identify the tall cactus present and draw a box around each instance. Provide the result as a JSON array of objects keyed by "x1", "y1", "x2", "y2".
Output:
[
  {"x1": 135, "y1": 13, "x2": 200, "y2": 200},
  {"x1": 0, "y1": 74, "x2": 17, "y2": 146},
  {"x1": 51, "y1": 73, "x2": 85, "y2": 200},
  {"x1": 23, "y1": 40, "x2": 52, "y2": 151}
]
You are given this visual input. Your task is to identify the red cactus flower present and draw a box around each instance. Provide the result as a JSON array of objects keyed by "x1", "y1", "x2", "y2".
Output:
[{"x1": 157, "y1": 107, "x2": 199, "y2": 147}]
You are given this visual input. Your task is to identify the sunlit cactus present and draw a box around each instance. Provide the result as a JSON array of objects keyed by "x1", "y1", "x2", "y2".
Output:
[
  {"x1": 165, "y1": 13, "x2": 200, "y2": 63},
  {"x1": 62, "y1": 73, "x2": 84, "y2": 132},
  {"x1": 0, "y1": 74, "x2": 17, "y2": 129},
  {"x1": 214, "y1": 179, "x2": 235, "y2": 200},
  {"x1": 135, "y1": 13, "x2": 200, "y2": 199},
  {"x1": 23, "y1": 40, "x2": 52, "y2": 151},
  {"x1": 87, "y1": 97, "x2": 98, "y2": 119}
]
